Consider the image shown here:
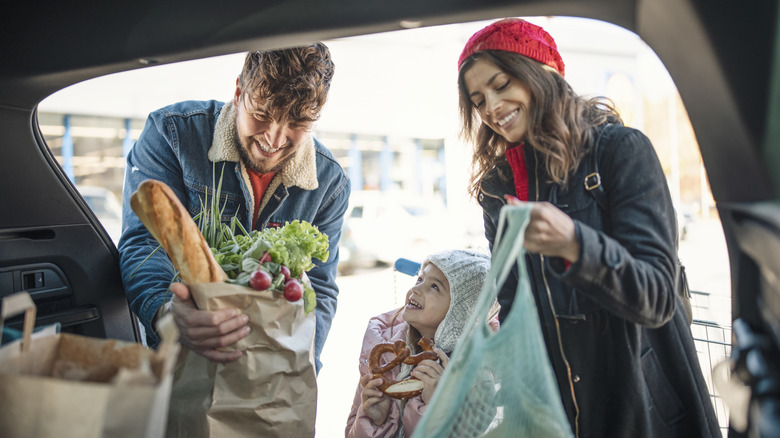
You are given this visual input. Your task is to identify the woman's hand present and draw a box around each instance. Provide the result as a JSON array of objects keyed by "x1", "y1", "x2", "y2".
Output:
[
  {"x1": 169, "y1": 282, "x2": 250, "y2": 363},
  {"x1": 359, "y1": 373, "x2": 392, "y2": 425},
  {"x1": 506, "y1": 197, "x2": 580, "y2": 263},
  {"x1": 411, "y1": 349, "x2": 450, "y2": 404}
]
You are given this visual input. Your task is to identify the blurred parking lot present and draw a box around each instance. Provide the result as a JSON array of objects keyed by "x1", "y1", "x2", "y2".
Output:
[{"x1": 338, "y1": 191, "x2": 486, "y2": 275}]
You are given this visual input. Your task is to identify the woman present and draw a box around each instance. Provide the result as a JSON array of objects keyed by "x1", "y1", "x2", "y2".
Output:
[{"x1": 457, "y1": 18, "x2": 720, "y2": 437}]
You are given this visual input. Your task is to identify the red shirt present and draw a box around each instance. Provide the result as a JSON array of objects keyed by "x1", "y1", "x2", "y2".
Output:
[{"x1": 247, "y1": 170, "x2": 276, "y2": 229}]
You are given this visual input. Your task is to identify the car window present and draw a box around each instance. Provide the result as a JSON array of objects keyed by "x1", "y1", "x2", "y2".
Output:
[
  {"x1": 84, "y1": 195, "x2": 117, "y2": 219},
  {"x1": 37, "y1": 16, "x2": 732, "y2": 435}
]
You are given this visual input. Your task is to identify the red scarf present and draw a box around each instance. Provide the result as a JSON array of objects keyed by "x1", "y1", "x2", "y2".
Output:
[
  {"x1": 506, "y1": 143, "x2": 572, "y2": 269},
  {"x1": 505, "y1": 143, "x2": 528, "y2": 201}
]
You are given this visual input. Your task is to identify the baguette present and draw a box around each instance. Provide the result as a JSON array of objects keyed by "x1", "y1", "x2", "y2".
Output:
[{"x1": 130, "y1": 179, "x2": 227, "y2": 284}]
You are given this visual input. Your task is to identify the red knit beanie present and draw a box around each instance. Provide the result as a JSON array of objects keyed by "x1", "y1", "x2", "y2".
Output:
[{"x1": 458, "y1": 18, "x2": 565, "y2": 77}]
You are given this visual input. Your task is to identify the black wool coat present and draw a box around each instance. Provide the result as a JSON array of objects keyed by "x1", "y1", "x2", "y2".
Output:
[{"x1": 478, "y1": 124, "x2": 721, "y2": 437}]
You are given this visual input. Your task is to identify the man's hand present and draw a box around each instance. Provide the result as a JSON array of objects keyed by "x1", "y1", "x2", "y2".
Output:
[
  {"x1": 411, "y1": 349, "x2": 449, "y2": 404},
  {"x1": 169, "y1": 282, "x2": 250, "y2": 363},
  {"x1": 359, "y1": 373, "x2": 392, "y2": 426}
]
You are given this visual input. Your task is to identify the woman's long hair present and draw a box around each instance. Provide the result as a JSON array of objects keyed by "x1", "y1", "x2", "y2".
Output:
[{"x1": 458, "y1": 51, "x2": 622, "y2": 198}]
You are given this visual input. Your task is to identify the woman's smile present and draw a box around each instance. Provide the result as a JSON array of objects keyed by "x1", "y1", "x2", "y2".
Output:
[{"x1": 497, "y1": 108, "x2": 519, "y2": 127}]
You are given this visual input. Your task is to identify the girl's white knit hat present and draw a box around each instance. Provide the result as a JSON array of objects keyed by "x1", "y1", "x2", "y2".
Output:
[{"x1": 422, "y1": 249, "x2": 497, "y2": 353}]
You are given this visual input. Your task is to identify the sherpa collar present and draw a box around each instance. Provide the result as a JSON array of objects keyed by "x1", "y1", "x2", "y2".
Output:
[{"x1": 207, "y1": 101, "x2": 319, "y2": 191}]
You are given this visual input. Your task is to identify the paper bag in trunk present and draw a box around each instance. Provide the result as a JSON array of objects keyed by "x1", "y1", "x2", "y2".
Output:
[
  {"x1": 0, "y1": 292, "x2": 180, "y2": 438},
  {"x1": 166, "y1": 282, "x2": 317, "y2": 438}
]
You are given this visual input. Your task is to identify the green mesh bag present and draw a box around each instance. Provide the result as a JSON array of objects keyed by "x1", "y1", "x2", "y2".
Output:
[{"x1": 412, "y1": 205, "x2": 573, "y2": 438}]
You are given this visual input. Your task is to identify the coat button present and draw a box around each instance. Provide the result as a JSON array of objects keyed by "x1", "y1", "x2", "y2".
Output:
[{"x1": 573, "y1": 375, "x2": 581, "y2": 383}]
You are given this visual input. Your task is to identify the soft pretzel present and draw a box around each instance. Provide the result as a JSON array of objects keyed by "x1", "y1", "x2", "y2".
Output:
[
  {"x1": 130, "y1": 179, "x2": 227, "y2": 284},
  {"x1": 404, "y1": 337, "x2": 438, "y2": 365},
  {"x1": 368, "y1": 337, "x2": 438, "y2": 399},
  {"x1": 370, "y1": 340, "x2": 410, "y2": 375}
]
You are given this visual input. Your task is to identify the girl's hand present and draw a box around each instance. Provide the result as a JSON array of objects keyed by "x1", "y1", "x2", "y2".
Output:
[
  {"x1": 506, "y1": 197, "x2": 580, "y2": 263},
  {"x1": 411, "y1": 349, "x2": 450, "y2": 404},
  {"x1": 359, "y1": 373, "x2": 392, "y2": 425}
]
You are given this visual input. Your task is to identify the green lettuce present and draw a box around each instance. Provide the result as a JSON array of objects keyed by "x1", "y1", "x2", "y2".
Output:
[
  {"x1": 211, "y1": 220, "x2": 329, "y2": 315},
  {"x1": 242, "y1": 220, "x2": 329, "y2": 278}
]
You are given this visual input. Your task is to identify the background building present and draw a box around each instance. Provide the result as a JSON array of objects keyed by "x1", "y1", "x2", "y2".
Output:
[{"x1": 38, "y1": 16, "x2": 712, "y2": 252}]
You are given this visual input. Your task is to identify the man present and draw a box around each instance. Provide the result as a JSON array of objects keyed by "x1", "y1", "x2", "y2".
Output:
[{"x1": 118, "y1": 43, "x2": 350, "y2": 372}]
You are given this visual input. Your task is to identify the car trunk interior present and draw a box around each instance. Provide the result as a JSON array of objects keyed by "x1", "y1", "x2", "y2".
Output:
[{"x1": 1, "y1": 0, "x2": 778, "y2": 434}]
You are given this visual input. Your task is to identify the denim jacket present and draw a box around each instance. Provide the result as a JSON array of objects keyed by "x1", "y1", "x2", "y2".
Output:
[
  {"x1": 118, "y1": 99, "x2": 351, "y2": 371},
  {"x1": 478, "y1": 124, "x2": 719, "y2": 437}
]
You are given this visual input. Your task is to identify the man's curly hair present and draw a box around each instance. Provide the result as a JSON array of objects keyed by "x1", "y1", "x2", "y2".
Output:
[{"x1": 238, "y1": 43, "x2": 334, "y2": 123}]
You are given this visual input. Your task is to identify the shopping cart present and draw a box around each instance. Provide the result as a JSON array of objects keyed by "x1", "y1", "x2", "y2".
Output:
[
  {"x1": 394, "y1": 258, "x2": 421, "y2": 276},
  {"x1": 691, "y1": 318, "x2": 732, "y2": 437}
]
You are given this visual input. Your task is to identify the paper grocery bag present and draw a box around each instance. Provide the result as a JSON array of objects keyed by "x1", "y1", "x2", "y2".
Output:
[
  {"x1": 0, "y1": 292, "x2": 180, "y2": 438},
  {"x1": 166, "y1": 282, "x2": 317, "y2": 438}
]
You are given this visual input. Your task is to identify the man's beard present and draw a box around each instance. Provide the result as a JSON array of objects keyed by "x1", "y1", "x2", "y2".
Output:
[{"x1": 235, "y1": 134, "x2": 294, "y2": 174}]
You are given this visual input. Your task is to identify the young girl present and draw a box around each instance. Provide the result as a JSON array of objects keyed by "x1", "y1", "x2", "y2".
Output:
[{"x1": 345, "y1": 249, "x2": 498, "y2": 438}]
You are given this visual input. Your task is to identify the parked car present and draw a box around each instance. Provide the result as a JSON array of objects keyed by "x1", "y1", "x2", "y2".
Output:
[
  {"x1": 338, "y1": 191, "x2": 482, "y2": 274},
  {"x1": 1, "y1": 1, "x2": 778, "y2": 436}
]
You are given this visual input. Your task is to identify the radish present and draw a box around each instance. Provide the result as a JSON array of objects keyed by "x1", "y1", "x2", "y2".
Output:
[
  {"x1": 283, "y1": 279, "x2": 303, "y2": 302},
  {"x1": 250, "y1": 269, "x2": 272, "y2": 291},
  {"x1": 280, "y1": 265, "x2": 291, "y2": 281}
]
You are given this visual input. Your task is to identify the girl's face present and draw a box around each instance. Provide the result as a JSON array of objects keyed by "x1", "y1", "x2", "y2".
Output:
[
  {"x1": 463, "y1": 57, "x2": 532, "y2": 144},
  {"x1": 402, "y1": 263, "x2": 451, "y2": 339}
]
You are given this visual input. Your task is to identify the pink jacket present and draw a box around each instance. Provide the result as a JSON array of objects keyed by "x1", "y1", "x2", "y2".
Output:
[{"x1": 345, "y1": 309, "x2": 425, "y2": 438}]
